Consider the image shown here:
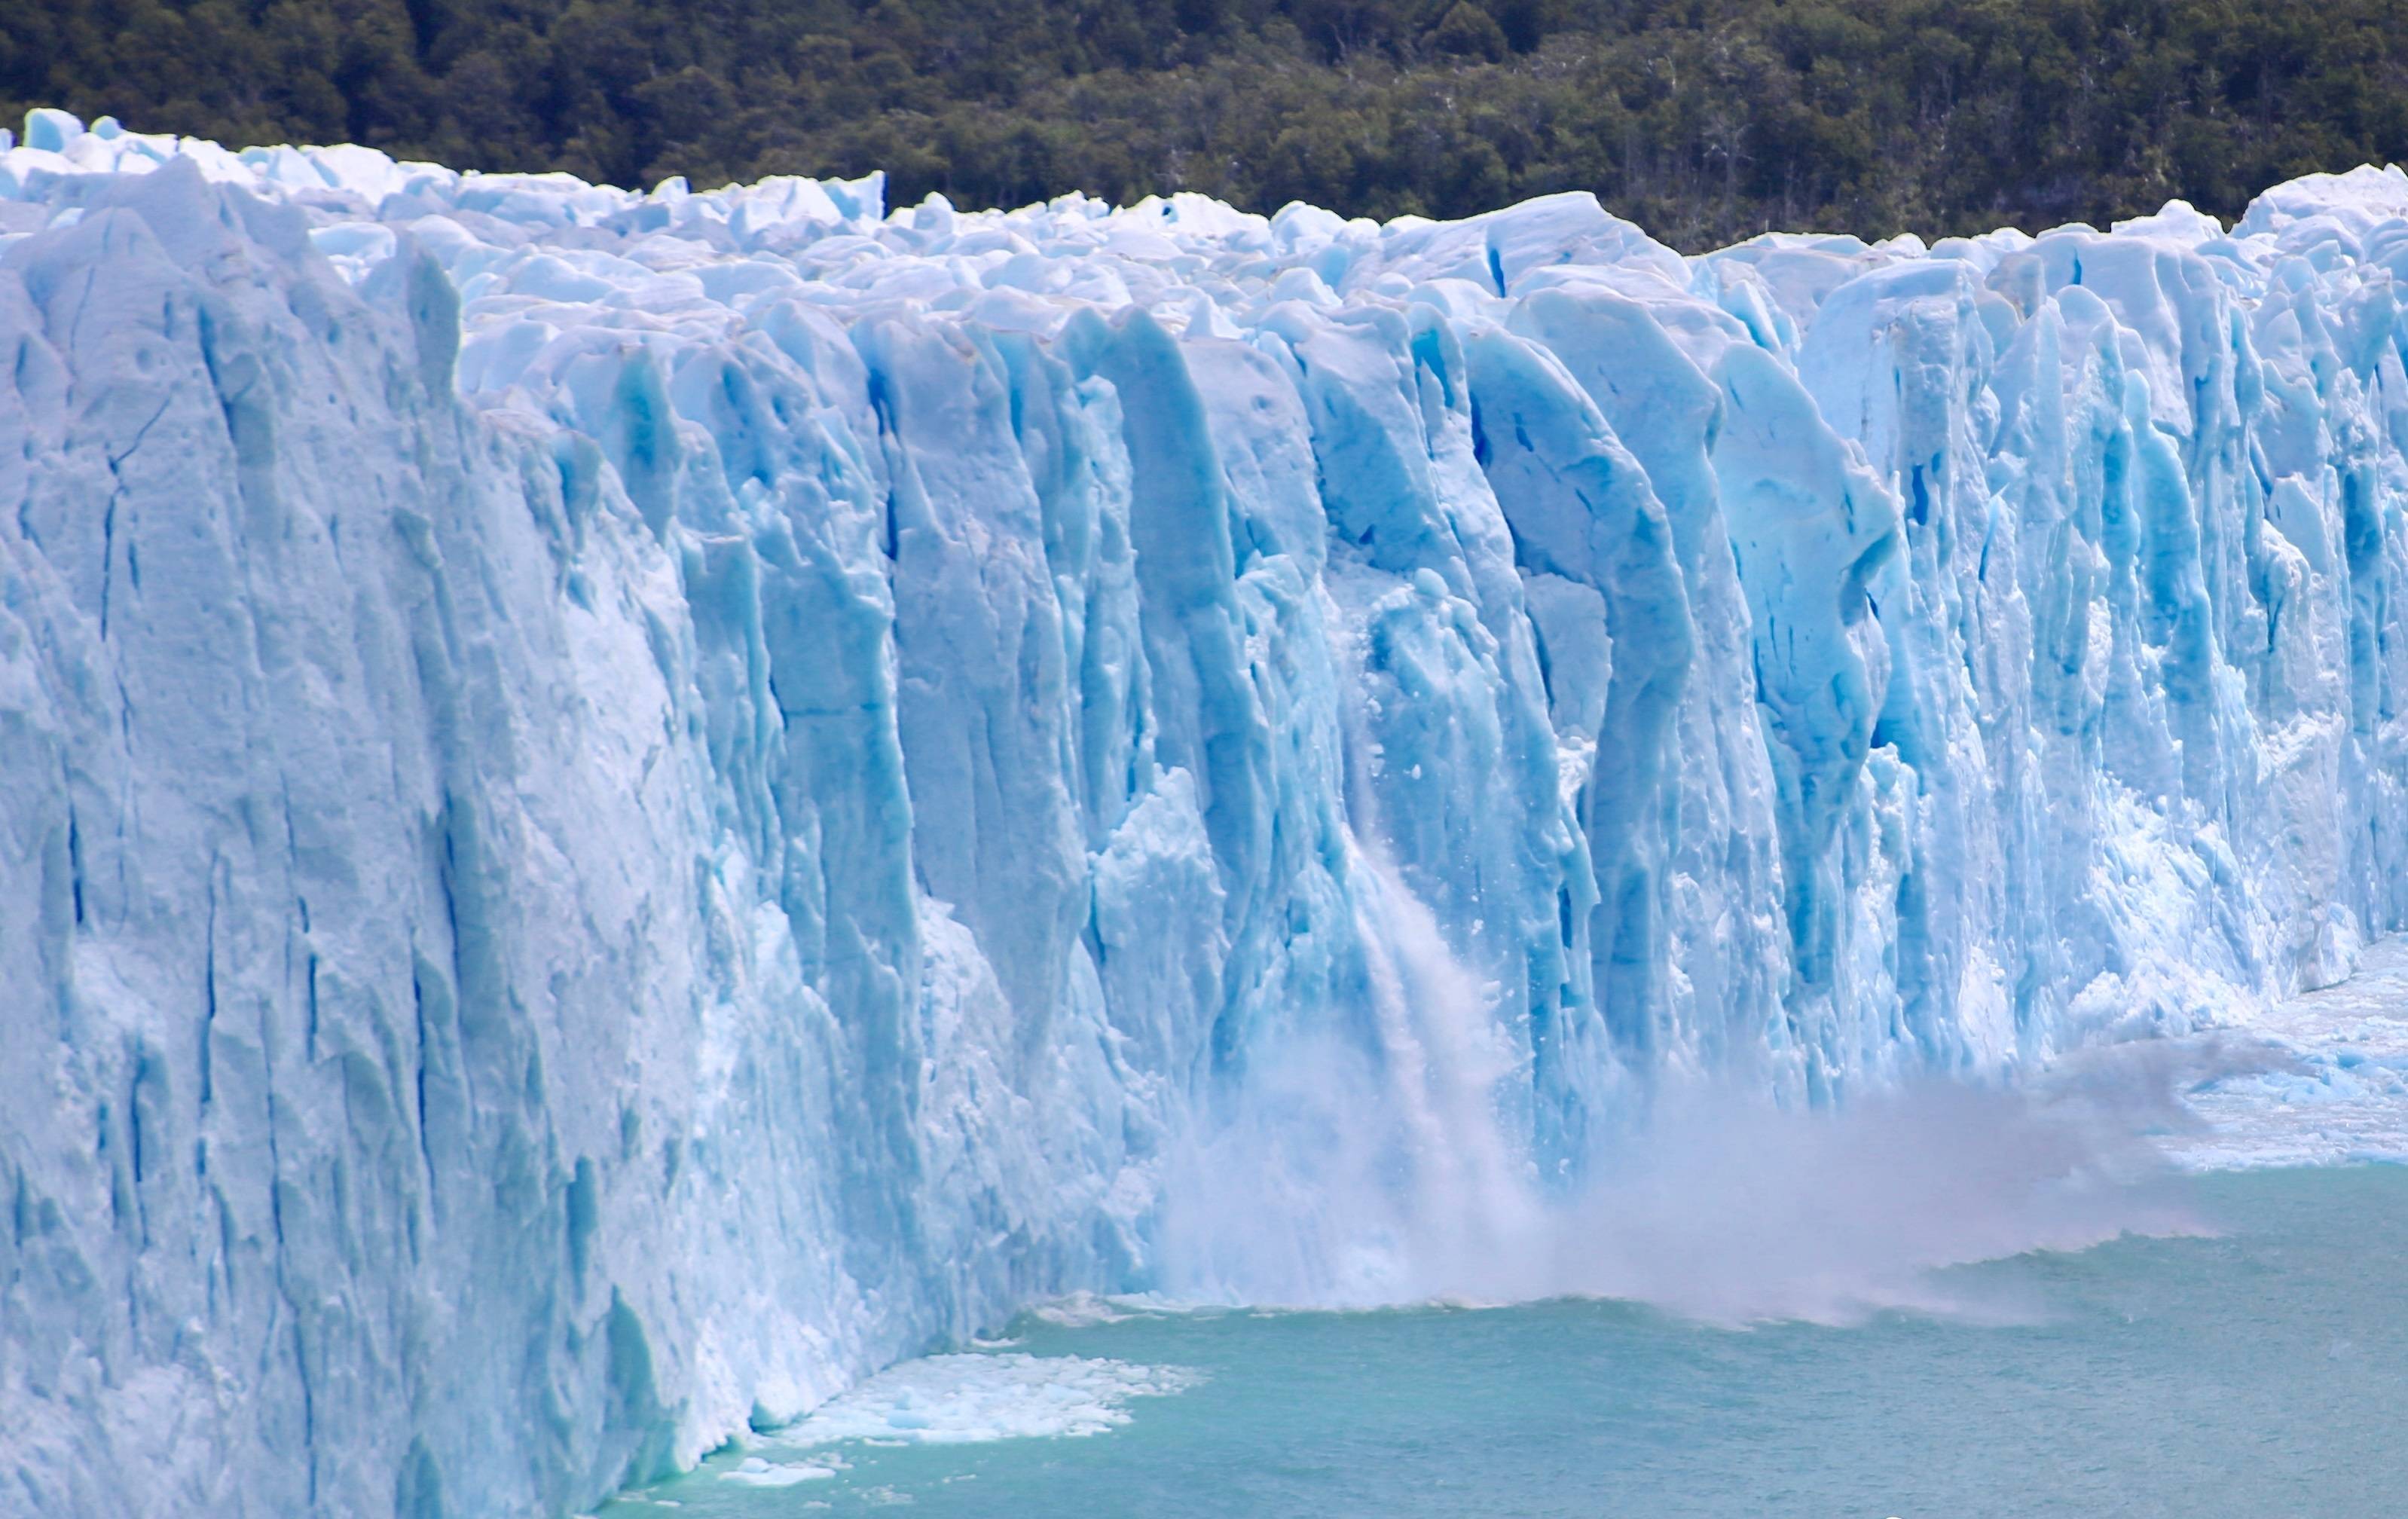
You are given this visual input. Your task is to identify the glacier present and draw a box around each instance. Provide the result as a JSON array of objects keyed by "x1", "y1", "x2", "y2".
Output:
[{"x1": 2, "y1": 106, "x2": 2406, "y2": 1517}]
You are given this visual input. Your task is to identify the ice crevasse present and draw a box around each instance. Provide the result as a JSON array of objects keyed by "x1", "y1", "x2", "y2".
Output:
[{"x1": 2, "y1": 106, "x2": 2406, "y2": 1516}]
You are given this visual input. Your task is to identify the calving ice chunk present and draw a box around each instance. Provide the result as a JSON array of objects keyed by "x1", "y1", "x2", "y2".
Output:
[{"x1": 2, "y1": 108, "x2": 2404, "y2": 1519}]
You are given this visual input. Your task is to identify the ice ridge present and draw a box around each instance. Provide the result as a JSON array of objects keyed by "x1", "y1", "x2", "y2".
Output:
[{"x1": 2, "y1": 112, "x2": 2405, "y2": 1516}]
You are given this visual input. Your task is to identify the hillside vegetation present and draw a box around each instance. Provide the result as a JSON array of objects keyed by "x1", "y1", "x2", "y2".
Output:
[{"x1": 7, "y1": 0, "x2": 2407, "y2": 248}]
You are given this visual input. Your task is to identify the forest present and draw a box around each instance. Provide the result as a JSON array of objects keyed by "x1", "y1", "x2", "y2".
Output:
[{"x1": 7, "y1": 0, "x2": 2407, "y2": 248}]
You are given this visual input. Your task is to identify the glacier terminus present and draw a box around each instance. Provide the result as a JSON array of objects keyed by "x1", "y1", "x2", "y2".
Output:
[{"x1": 2, "y1": 108, "x2": 2406, "y2": 1517}]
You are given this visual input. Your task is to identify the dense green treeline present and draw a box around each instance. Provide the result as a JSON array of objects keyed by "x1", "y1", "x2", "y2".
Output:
[{"x1": 6, "y1": 0, "x2": 2406, "y2": 247}]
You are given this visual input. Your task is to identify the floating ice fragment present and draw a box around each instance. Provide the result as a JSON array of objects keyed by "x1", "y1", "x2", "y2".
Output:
[{"x1": 722, "y1": 1456, "x2": 837, "y2": 1487}]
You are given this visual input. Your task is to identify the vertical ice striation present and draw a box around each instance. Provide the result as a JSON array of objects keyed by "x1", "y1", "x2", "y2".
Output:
[{"x1": 3, "y1": 115, "x2": 2406, "y2": 1516}]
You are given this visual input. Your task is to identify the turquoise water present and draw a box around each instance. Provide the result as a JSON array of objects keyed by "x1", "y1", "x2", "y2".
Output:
[{"x1": 607, "y1": 1166, "x2": 2407, "y2": 1517}]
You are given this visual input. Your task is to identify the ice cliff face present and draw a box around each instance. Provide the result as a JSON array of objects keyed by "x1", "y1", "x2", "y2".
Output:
[{"x1": 3, "y1": 108, "x2": 2406, "y2": 1517}]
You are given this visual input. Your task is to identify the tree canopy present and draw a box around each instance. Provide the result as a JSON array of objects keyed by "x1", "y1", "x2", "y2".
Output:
[{"x1": 7, "y1": 0, "x2": 2407, "y2": 249}]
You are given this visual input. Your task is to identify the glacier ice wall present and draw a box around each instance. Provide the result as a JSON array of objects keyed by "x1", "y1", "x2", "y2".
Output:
[{"x1": 3, "y1": 108, "x2": 2406, "y2": 1516}]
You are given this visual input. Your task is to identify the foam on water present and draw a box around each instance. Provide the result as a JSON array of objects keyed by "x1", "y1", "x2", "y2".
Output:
[
  {"x1": 1019, "y1": 1292, "x2": 1187, "y2": 1328},
  {"x1": 752, "y1": 1352, "x2": 1201, "y2": 1448}
]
